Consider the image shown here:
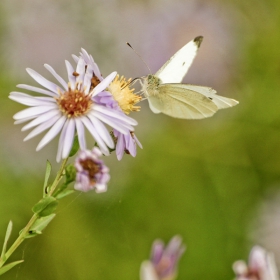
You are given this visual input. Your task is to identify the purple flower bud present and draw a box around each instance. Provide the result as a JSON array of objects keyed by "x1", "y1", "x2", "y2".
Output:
[{"x1": 74, "y1": 147, "x2": 110, "y2": 193}]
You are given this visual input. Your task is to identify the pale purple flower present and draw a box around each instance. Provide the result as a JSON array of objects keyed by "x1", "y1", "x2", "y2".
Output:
[
  {"x1": 74, "y1": 147, "x2": 109, "y2": 192},
  {"x1": 113, "y1": 129, "x2": 142, "y2": 160},
  {"x1": 9, "y1": 48, "x2": 137, "y2": 161},
  {"x1": 233, "y1": 246, "x2": 279, "y2": 280},
  {"x1": 140, "y1": 235, "x2": 185, "y2": 280}
]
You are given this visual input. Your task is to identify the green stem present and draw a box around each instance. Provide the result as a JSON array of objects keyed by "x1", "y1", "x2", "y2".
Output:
[
  {"x1": 48, "y1": 157, "x2": 68, "y2": 196},
  {"x1": 0, "y1": 157, "x2": 68, "y2": 269},
  {"x1": 0, "y1": 214, "x2": 38, "y2": 267}
]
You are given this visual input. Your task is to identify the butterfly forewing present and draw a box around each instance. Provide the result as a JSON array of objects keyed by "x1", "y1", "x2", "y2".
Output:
[
  {"x1": 155, "y1": 36, "x2": 203, "y2": 84},
  {"x1": 148, "y1": 83, "x2": 218, "y2": 119}
]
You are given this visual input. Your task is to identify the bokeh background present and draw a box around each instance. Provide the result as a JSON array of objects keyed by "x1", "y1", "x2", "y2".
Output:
[{"x1": 0, "y1": 0, "x2": 280, "y2": 279}]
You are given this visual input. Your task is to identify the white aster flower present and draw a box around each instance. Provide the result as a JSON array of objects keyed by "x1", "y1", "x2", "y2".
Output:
[{"x1": 9, "y1": 49, "x2": 137, "y2": 161}]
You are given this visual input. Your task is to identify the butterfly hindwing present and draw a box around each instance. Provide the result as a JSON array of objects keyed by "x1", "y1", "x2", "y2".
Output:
[{"x1": 148, "y1": 83, "x2": 218, "y2": 119}]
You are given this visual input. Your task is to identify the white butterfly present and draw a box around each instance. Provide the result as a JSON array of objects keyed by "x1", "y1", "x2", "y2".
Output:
[{"x1": 141, "y1": 36, "x2": 238, "y2": 119}]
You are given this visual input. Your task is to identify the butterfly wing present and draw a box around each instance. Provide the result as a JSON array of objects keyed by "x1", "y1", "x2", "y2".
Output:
[
  {"x1": 179, "y1": 84, "x2": 239, "y2": 109},
  {"x1": 147, "y1": 83, "x2": 218, "y2": 119},
  {"x1": 155, "y1": 36, "x2": 203, "y2": 84}
]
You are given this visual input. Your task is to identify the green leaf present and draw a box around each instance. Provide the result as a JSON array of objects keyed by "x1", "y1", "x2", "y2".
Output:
[
  {"x1": 65, "y1": 164, "x2": 76, "y2": 184},
  {"x1": 32, "y1": 197, "x2": 58, "y2": 217},
  {"x1": 29, "y1": 214, "x2": 56, "y2": 235},
  {"x1": 1, "y1": 221, "x2": 12, "y2": 260},
  {"x1": 43, "y1": 160, "x2": 52, "y2": 196},
  {"x1": 69, "y1": 135, "x2": 79, "y2": 157},
  {"x1": 0, "y1": 260, "x2": 24, "y2": 276},
  {"x1": 56, "y1": 189, "x2": 75, "y2": 200}
]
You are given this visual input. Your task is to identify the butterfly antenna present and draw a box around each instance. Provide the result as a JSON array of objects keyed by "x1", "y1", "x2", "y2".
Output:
[{"x1": 126, "y1": 42, "x2": 152, "y2": 74}]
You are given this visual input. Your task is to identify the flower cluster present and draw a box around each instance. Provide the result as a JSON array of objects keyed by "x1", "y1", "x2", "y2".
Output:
[
  {"x1": 74, "y1": 147, "x2": 110, "y2": 192},
  {"x1": 9, "y1": 48, "x2": 141, "y2": 163}
]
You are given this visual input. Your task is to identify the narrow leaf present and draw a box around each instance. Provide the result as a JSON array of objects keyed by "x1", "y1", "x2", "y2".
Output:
[
  {"x1": 32, "y1": 197, "x2": 58, "y2": 217},
  {"x1": 0, "y1": 260, "x2": 24, "y2": 276},
  {"x1": 43, "y1": 160, "x2": 52, "y2": 196},
  {"x1": 29, "y1": 214, "x2": 56, "y2": 233},
  {"x1": 56, "y1": 189, "x2": 75, "y2": 200},
  {"x1": 65, "y1": 164, "x2": 76, "y2": 184},
  {"x1": 1, "y1": 221, "x2": 13, "y2": 259}
]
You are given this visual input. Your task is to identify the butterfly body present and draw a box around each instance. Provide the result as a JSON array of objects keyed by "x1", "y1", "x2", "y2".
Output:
[{"x1": 141, "y1": 36, "x2": 238, "y2": 119}]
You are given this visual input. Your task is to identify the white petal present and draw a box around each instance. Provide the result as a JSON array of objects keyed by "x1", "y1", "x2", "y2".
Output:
[
  {"x1": 89, "y1": 111, "x2": 133, "y2": 133},
  {"x1": 56, "y1": 120, "x2": 69, "y2": 162},
  {"x1": 22, "y1": 110, "x2": 60, "y2": 131},
  {"x1": 81, "y1": 117, "x2": 109, "y2": 155},
  {"x1": 75, "y1": 118, "x2": 86, "y2": 150},
  {"x1": 81, "y1": 48, "x2": 91, "y2": 63},
  {"x1": 26, "y1": 68, "x2": 63, "y2": 94},
  {"x1": 9, "y1": 92, "x2": 55, "y2": 106},
  {"x1": 93, "y1": 104, "x2": 138, "y2": 125},
  {"x1": 36, "y1": 116, "x2": 66, "y2": 151},
  {"x1": 14, "y1": 115, "x2": 36, "y2": 124},
  {"x1": 65, "y1": 60, "x2": 76, "y2": 90},
  {"x1": 44, "y1": 64, "x2": 68, "y2": 90},
  {"x1": 10, "y1": 91, "x2": 56, "y2": 103},
  {"x1": 24, "y1": 115, "x2": 61, "y2": 141},
  {"x1": 87, "y1": 114, "x2": 114, "y2": 148},
  {"x1": 62, "y1": 118, "x2": 75, "y2": 159},
  {"x1": 16, "y1": 84, "x2": 57, "y2": 97},
  {"x1": 13, "y1": 105, "x2": 57, "y2": 120},
  {"x1": 83, "y1": 64, "x2": 94, "y2": 93},
  {"x1": 92, "y1": 72, "x2": 117, "y2": 96},
  {"x1": 72, "y1": 54, "x2": 79, "y2": 63},
  {"x1": 75, "y1": 58, "x2": 86, "y2": 84}
]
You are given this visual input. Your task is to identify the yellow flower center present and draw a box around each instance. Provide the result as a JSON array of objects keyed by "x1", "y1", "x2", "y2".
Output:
[{"x1": 108, "y1": 74, "x2": 141, "y2": 115}]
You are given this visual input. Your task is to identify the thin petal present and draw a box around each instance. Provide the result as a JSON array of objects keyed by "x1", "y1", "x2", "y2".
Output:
[
  {"x1": 72, "y1": 54, "x2": 79, "y2": 63},
  {"x1": 65, "y1": 60, "x2": 76, "y2": 90},
  {"x1": 92, "y1": 72, "x2": 117, "y2": 96},
  {"x1": 83, "y1": 64, "x2": 94, "y2": 93},
  {"x1": 22, "y1": 110, "x2": 60, "y2": 131},
  {"x1": 10, "y1": 91, "x2": 56, "y2": 103},
  {"x1": 13, "y1": 105, "x2": 57, "y2": 120},
  {"x1": 87, "y1": 114, "x2": 114, "y2": 148},
  {"x1": 75, "y1": 118, "x2": 86, "y2": 150},
  {"x1": 26, "y1": 68, "x2": 63, "y2": 94},
  {"x1": 24, "y1": 115, "x2": 61, "y2": 141},
  {"x1": 116, "y1": 135, "x2": 125, "y2": 161},
  {"x1": 36, "y1": 116, "x2": 66, "y2": 151},
  {"x1": 81, "y1": 117, "x2": 109, "y2": 156},
  {"x1": 93, "y1": 104, "x2": 138, "y2": 125},
  {"x1": 9, "y1": 92, "x2": 55, "y2": 106},
  {"x1": 75, "y1": 58, "x2": 86, "y2": 84},
  {"x1": 17, "y1": 84, "x2": 57, "y2": 97},
  {"x1": 14, "y1": 115, "x2": 37, "y2": 124},
  {"x1": 44, "y1": 64, "x2": 68, "y2": 90},
  {"x1": 89, "y1": 111, "x2": 134, "y2": 133},
  {"x1": 56, "y1": 119, "x2": 69, "y2": 162},
  {"x1": 62, "y1": 118, "x2": 75, "y2": 159}
]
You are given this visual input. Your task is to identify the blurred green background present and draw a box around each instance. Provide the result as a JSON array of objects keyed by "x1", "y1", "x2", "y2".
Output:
[{"x1": 1, "y1": 0, "x2": 280, "y2": 279}]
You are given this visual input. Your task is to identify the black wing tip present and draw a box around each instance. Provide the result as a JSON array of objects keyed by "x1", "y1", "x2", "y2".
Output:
[{"x1": 194, "y1": 36, "x2": 203, "y2": 47}]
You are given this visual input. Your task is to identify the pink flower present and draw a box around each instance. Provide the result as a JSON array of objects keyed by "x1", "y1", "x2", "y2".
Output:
[{"x1": 233, "y1": 246, "x2": 279, "y2": 280}]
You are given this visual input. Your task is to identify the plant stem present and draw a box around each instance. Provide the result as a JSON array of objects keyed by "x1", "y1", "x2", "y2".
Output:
[
  {"x1": 0, "y1": 214, "x2": 38, "y2": 267},
  {"x1": 48, "y1": 157, "x2": 68, "y2": 196},
  {"x1": 0, "y1": 157, "x2": 68, "y2": 269}
]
